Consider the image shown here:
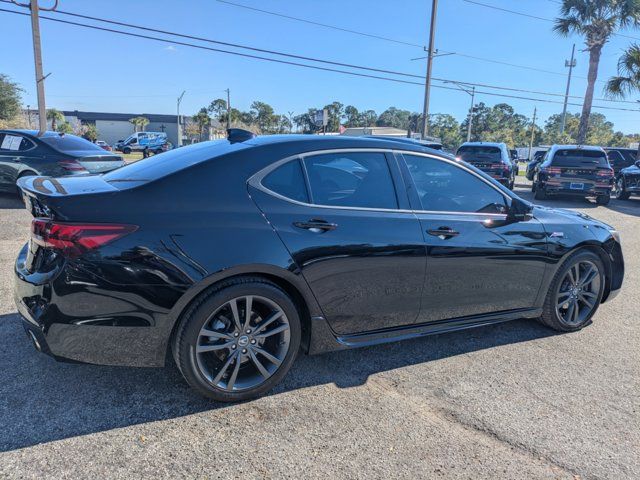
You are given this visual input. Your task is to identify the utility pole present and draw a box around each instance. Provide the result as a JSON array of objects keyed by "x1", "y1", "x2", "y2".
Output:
[
  {"x1": 529, "y1": 107, "x2": 537, "y2": 161},
  {"x1": 421, "y1": 0, "x2": 439, "y2": 139},
  {"x1": 466, "y1": 86, "x2": 476, "y2": 142},
  {"x1": 176, "y1": 90, "x2": 185, "y2": 147},
  {"x1": 560, "y1": 44, "x2": 576, "y2": 135},
  {"x1": 27, "y1": 0, "x2": 51, "y2": 136},
  {"x1": 225, "y1": 88, "x2": 231, "y2": 130}
]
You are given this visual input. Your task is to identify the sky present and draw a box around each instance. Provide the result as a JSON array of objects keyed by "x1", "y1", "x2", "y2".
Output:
[{"x1": 1, "y1": 0, "x2": 640, "y2": 133}]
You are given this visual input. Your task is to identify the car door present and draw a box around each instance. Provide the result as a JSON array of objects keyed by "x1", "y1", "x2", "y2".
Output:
[
  {"x1": 248, "y1": 149, "x2": 426, "y2": 335},
  {"x1": 0, "y1": 133, "x2": 37, "y2": 191},
  {"x1": 399, "y1": 152, "x2": 548, "y2": 323}
]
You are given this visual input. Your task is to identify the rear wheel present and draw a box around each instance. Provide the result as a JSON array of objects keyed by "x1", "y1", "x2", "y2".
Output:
[
  {"x1": 173, "y1": 277, "x2": 301, "y2": 402},
  {"x1": 616, "y1": 177, "x2": 630, "y2": 200},
  {"x1": 596, "y1": 193, "x2": 610, "y2": 205},
  {"x1": 122, "y1": 147, "x2": 131, "y2": 154},
  {"x1": 539, "y1": 250, "x2": 604, "y2": 332}
]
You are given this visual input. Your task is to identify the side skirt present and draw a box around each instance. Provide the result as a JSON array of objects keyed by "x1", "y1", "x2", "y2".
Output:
[{"x1": 307, "y1": 308, "x2": 542, "y2": 355}]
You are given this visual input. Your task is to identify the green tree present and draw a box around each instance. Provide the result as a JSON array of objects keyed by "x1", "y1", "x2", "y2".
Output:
[
  {"x1": 192, "y1": 108, "x2": 211, "y2": 140},
  {"x1": 376, "y1": 107, "x2": 412, "y2": 129},
  {"x1": 462, "y1": 103, "x2": 530, "y2": 147},
  {"x1": 293, "y1": 109, "x2": 319, "y2": 133},
  {"x1": 554, "y1": 0, "x2": 640, "y2": 143},
  {"x1": 128, "y1": 116, "x2": 149, "y2": 132},
  {"x1": 0, "y1": 74, "x2": 23, "y2": 123},
  {"x1": 344, "y1": 105, "x2": 360, "y2": 127},
  {"x1": 323, "y1": 101, "x2": 344, "y2": 132},
  {"x1": 46, "y1": 108, "x2": 64, "y2": 132},
  {"x1": 427, "y1": 114, "x2": 462, "y2": 151},
  {"x1": 249, "y1": 101, "x2": 278, "y2": 133},
  {"x1": 56, "y1": 121, "x2": 74, "y2": 135},
  {"x1": 80, "y1": 123, "x2": 98, "y2": 141},
  {"x1": 360, "y1": 110, "x2": 378, "y2": 127}
]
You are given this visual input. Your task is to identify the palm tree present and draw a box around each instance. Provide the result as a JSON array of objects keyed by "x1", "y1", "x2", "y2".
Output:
[
  {"x1": 46, "y1": 109, "x2": 64, "y2": 131},
  {"x1": 192, "y1": 108, "x2": 211, "y2": 141},
  {"x1": 128, "y1": 116, "x2": 149, "y2": 132},
  {"x1": 606, "y1": 43, "x2": 640, "y2": 97},
  {"x1": 554, "y1": 0, "x2": 640, "y2": 144}
]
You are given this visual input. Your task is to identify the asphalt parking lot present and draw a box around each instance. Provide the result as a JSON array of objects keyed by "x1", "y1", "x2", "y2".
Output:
[{"x1": 0, "y1": 186, "x2": 638, "y2": 479}]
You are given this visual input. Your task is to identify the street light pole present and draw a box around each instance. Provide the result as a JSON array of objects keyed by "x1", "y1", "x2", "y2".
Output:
[
  {"x1": 560, "y1": 44, "x2": 576, "y2": 135},
  {"x1": 467, "y1": 86, "x2": 475, "y2": 142},
  {"x1": 176, "y1": 90, "x2": 186, "y2": 147},
  {"x1": 421, "y1": 0, "x2": 439, "y2": 139}
]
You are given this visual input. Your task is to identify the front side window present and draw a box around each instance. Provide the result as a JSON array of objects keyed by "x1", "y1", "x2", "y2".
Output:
[
  {"x1": 303, "y1": 152, "x2": 398, "y2": 209},
  {"x1": 403, "y1": 154, "x2": 507, "y2": 214}
]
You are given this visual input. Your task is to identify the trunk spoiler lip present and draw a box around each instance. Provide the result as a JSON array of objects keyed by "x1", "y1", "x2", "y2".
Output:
[{"x1": 17, "y1": 174, "x2": 120, "y2": 198}]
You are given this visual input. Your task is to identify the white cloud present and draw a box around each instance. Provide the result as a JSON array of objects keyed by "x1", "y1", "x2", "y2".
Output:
[{"x1": 164, "y1": 45, "x2": 177, "y2": 52}]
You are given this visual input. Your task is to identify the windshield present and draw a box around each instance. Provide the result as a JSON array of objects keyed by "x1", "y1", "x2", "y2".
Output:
[
  {"x1": 550, "y1": 149, "x2": 609, "y2": 167},
  {"x1": 103, "y1": 140, "x2": 247, "y2": 183},
  {"x1": 457, "y1": 146, "x2": 502, "y2": 163}
]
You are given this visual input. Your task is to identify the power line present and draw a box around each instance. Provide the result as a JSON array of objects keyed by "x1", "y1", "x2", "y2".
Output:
[
  {"x1": 216, "y1": 0, "x2": 424, "y2": 48},
  {"x1": 2, "y1": 6, "x2": 639, "y2": 113},
  {"x1": 2, "y1": 2, "x2": 635, "y2": 105},
  {"x1": 214, "y1": 0, "x2": 593, "y2": 81}
]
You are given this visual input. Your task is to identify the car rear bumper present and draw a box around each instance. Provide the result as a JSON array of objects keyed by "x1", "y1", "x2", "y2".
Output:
[
  {"x1": 14, "y1": 243, "x2": 177, "y2": 367},
  {"x1": 543, "y1": 184, "x2": 612, "y2": 197}
]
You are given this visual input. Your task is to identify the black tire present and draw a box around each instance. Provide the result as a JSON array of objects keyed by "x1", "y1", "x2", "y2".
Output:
[
  {"x1": 616, "y1": 177, "x2": 630, "y2": 200},
  {"x1": 123, "y1": 147, "x2": 132, "y2": 154},
  {"x1": 154, "y1": 149, "x2": 163, "y2": 155},
  {"x1": 596, "y1": 193, "x2": 610, "y2": 205},
  {"x1": 173, "y1": 277, "x2": 301, "y2": 402},
  {"x1": 538, "y1": 250, "x2": 605, "y2": 332},
  {"x1": 534, "y1": 183, "x2": 547, "y2": 200}
]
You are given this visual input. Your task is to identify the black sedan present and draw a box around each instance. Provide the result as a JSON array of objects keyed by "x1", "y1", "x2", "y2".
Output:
[
  {"x1": 0, "y1": 130, "x2": 125, "y2": 194},
  {"x1": 615, "y1": 159, "x2": 640, "y2": 200},
  {"x1": 15, "y1": 131, "x2": 624, "y2": 402}
]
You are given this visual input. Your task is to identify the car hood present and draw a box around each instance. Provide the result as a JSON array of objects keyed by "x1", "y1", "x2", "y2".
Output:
[
  {"x1": 621, "y1": 165, "x2": 640, "y2": 176},
  {"x1": 531, "y1": 204, "x2": 614, "y2": 233}
]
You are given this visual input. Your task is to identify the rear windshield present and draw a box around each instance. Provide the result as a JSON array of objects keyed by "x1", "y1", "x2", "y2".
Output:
[
  {"x1": 103, "y1": 140, "x2": 246, "y2": 183},
  {"x1": 457, "y1": 146, "x2": 502, "y2": 163},
  {"x1": 40, "y1": 134, "x2": 104, "y2": 152},
  {"x1": 550, "y1": 149, "x2": 608, "y2": 167}
]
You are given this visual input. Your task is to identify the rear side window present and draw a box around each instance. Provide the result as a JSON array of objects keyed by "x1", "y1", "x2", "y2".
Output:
[
  {"x1": 262, "y1": 160, "x2": 309, "y2": 203},
  {"x1": 303, "y1": 152, "x2": 398, "y2": 209},
  {"x1": 40, "y1": 134, "x2": 104, "y2": 152},
  {"x1": 0, "y1": 133, "x2": 34, "y2": 151},
  {"x1": 550, "y1": 149, "x2": 608, "y2": 167},
  {"x1": 457, "y1": 146, "x2": 502, "y2": 163}
]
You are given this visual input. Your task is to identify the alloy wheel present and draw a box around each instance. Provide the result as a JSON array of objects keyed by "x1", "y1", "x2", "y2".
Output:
[
  {"x1": 194, "y1": 295, "x2": 291, "y2": 392},
  {"x1": 555, "y1": 260, "x2": 601, "y2": 326}
]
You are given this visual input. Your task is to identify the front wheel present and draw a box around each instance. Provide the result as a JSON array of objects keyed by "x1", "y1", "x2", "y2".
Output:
[
  {"x1": 534, "y1": 183, "x2": 547, "y2": 200},
  {"x1": 173, "y1": 277, "x2": 301, "y2": 402},
  {"x1": 539, "y1": 250, "x2": 605, "y2": 332},
  {"x1": 122, "y1": 147, "x2": 132, "y2": 154},
  {"x1": 616, "y1": 178, "x2": 630, "y2": 200}
]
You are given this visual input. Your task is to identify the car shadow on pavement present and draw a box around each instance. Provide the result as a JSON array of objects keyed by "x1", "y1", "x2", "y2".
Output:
[
  {"x1": 0, "y1": 311, "x2": 557, "y2": 452},
  {"x1": 0, "y1": 193, "x2": 22, "y2": 210},
  {"x1": 515, "y1": 188, "x2": 640, "y2": 218}
]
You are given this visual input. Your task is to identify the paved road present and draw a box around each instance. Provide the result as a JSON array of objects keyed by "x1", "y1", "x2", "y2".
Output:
[{"x1": 0, "y1": 188, "x2": 638, "y2": 479}]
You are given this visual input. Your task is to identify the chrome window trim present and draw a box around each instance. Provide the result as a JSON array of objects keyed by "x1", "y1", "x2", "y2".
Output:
[{"x1": 247, "y1": 148, "x2": 509, "y2": 218}]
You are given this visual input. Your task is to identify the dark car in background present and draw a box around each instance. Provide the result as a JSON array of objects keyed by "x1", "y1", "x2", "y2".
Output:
[
  {"x1": 0, "y1": 130, "x2": 125, "y2": 194},
  {"x1": 604, "y1": 147, "x2": 637, "y2": 175},
  {"x1": 533, "y1": 145, "x2": 614, "y2": 204},
  {"x1": 526, "y1": 149, "x2": 548, "y2": 181},
  {"x1": 14, "y1": 133, "x2": 623, "y2": 402},
  {"x1": 456, "y1": 142, "x2": 516, "y2": 189},
  {"x1": 615, "y1": 158, "x2": 640, "y2": 200}
]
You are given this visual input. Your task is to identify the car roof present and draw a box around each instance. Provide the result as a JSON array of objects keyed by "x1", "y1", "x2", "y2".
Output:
[
  {"x1": 0, "y1": 129, "x2": 62, "y2": 139},
  {"x1": 458, "y1": 141, "x2": 507, "y2": 149},
  {"x1": 549, "y1": 144, "x2": 605, "y2": 153},
  {"x1": 242, "y1": 134, "x2": 445, "y2": 155}
]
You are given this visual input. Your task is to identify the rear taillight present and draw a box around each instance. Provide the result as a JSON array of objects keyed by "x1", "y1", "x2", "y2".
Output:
[
  {"x1": 596, "y1": 168, "x2": 614, "y2": 178},
  {"x1": 58, "y1": 159, "x2": 87, "y2": 172},
  {"x1": 31, "y1": 219, "x2": 137, "y2": 257},
  {"x1": 490, "y1": 163, "x2": 511, "y2": 173},
  {"x1": 543, "y1": 166, "x2": 562, "y2": 175}
]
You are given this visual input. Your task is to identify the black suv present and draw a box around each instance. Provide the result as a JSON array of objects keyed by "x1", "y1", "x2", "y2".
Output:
[
  {"x1": 604, "y1": 147, "x2": 637, "y2": 175},
  {"x1": 533, "y1": 145, "x2": 614, "y2": 205},
  {"x1": 456, "y1": 142, "x2": 516, "y2": 189}
]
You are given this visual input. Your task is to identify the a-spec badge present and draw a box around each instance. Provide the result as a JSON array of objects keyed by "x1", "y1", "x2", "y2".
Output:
[{"x1": 550, "y1": 232, "x2": 565, "y2": 238}]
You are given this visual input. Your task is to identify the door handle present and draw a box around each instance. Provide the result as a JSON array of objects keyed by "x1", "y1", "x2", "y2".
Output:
[
  {"x1": 427, "y1": 227, "x2": 459, "y2": 239},
  {"x1": 293, "y1": 219, "x2": 338, "y2": 233}
]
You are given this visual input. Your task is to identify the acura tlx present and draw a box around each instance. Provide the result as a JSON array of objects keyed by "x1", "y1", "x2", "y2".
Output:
[{"x1": 14, "y1": 130, "x2": 623, "y2": 402}]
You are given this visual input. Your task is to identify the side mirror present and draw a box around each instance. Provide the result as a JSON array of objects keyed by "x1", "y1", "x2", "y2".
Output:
[{"x1": 508, "y1": 197, "x2": 533, "y2": 222}]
